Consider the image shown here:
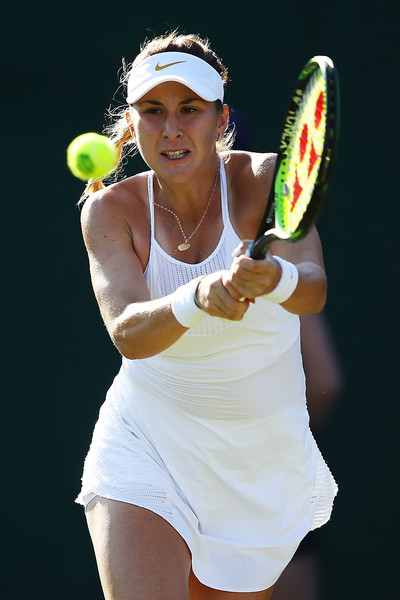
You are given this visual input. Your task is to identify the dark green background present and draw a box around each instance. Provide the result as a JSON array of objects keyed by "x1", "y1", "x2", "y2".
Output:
[{"x1": 4, "y1": 1, "x2": 398, "y2": 598}]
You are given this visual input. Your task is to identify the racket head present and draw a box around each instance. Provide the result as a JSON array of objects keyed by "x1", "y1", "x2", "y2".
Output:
[{"x1": 250, "y1": 55, "x2": 339, "y2": 258}]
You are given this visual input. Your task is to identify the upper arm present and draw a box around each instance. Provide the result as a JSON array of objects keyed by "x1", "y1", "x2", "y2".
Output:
[
  {"x1": 225, "y1": 151, "x2": 277, "y2": 240},
  {"x1": 80, "y1": 190, "x2": 150, "y2": 333},
  {"x1": 227, "y1": 151, "x2": 325, "y2": 271}
]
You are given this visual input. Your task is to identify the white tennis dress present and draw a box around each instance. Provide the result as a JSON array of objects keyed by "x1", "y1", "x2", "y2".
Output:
[{"x1": 76, "y1": 158, "x2": 337, "y2": 592}]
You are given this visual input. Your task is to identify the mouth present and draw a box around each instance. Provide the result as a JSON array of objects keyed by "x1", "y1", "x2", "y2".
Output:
[{"x1": 162, "y1": 150, "x2": 188, "y2": 160}]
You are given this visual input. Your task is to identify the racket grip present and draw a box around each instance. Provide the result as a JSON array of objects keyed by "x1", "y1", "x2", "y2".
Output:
[{"x1": 247, "y1": 233, "x2": 276, "y2": 259}]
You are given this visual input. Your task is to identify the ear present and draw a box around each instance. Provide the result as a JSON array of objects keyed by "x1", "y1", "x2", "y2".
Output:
[
  {"x1": 217, "y1": 104, "x2": 229, "y2": 137},
  {"x1": 125, "y1": 111, "x2": 136, "y2": 138}
]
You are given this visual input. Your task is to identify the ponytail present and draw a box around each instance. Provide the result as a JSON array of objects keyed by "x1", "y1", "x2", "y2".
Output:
[{"x1": 78, "y1": 118, "x2": 135, "y2": 205}]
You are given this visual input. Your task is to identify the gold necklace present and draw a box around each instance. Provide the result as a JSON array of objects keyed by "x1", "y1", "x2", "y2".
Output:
[{"x1": 154, "y1": 170, "x2": 219, "y2": 251}]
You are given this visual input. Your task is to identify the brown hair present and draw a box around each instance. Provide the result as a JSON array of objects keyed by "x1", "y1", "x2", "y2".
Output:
[{"x1": 80, "y1": 30, "x2": 233, "y2": 203}]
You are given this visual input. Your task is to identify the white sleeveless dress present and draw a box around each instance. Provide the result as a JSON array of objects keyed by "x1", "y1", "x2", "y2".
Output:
[{"x1": 76, "y1": 158, "x2": 337, "y2": 592}]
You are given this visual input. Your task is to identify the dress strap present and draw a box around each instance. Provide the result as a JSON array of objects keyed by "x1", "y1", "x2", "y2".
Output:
[
  {"x1": 147, "y1": 171, "x2": 155, "y2": 242},
  {"x1": 219, "y1": 156, "x2": 229, "y2": 227}
]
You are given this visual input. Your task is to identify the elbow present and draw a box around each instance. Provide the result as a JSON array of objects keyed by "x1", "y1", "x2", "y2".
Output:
[
  {"x1": 314, "y1": 285, "x2": 327, "y2": 314},
  {"x1": 309, "y1": 268, "x2": 328, "y2": 314},
  {"x1": 318, "y1": 275, "x2": 328, "y2": 312},
  {"x1": 295, "y1": 277, "x2": 327, "y2": 315},
  {"x1": 112, "y1": 337, "x2": 133, "y2": 360},
  {"x1": 309, "y1": 285, "x2": 327, "y2": 315},
  {"x1": 112, "y1": 327, "x2": 156, "y2": 360},
  {"x1": 111, "y1": 324, "x2": 140, "y2": 360},
  {"x1": 112, "y1": 333, "x2": 142, "y2": 360},
  {"x1": 117, "y1": 344, "x2": 139, "y2": 361}
]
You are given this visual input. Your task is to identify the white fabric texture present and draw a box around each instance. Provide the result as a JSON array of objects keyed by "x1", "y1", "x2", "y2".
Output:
[
  {"x1": 171, "y1": 276, "x2": 207, "y2": 327},
  {"x1": 76, "y1": 158, "x2": 337, "y2": 592},
  {"x1": 261, "y1": 255, "x2": 299, "y2": 304}
]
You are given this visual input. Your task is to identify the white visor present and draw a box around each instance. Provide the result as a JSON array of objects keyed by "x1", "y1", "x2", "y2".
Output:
[{"x1": 126, "y1": 52, "x2": 224, "y2": 104}]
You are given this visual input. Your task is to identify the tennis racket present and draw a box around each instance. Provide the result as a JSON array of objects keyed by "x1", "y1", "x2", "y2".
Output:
[{"x1": 248, "y1": 55, "x2": 339, "y2": 259}]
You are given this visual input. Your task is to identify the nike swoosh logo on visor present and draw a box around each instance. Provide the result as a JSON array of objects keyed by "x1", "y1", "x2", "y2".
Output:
[{"x1": 155, "y1": 61, "x2": 186, "y2": 71}]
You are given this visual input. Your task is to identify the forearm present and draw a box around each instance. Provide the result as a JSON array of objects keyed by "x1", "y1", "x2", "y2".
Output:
[
  {"x1": 224, "y1": 250, "x2": 326, "y2": 316},
  {"x1": 225, "y1": 230, "x2": 327, "y2": 315},
  {"x1": 106, "y1": 273, "x2": 249, "y2": 359},
  {"x1": 109, "y1": 296, "x2": 188, "y2": 360},
  {"x1": 279, "y1": 260, "x2": 327, "y2": 315}
]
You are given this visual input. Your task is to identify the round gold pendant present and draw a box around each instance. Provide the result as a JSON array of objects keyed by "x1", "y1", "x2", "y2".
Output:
[{"x1": 178, "y1": 243, "x2": 191, "y2": 251}]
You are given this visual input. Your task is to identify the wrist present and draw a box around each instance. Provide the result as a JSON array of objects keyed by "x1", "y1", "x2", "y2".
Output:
[
  {"x1": 171, "y1": 277, "x2": 207, "y2": 328},
  {"x1": 261, "y1": 256, "x2": 299, "y2": 304}
]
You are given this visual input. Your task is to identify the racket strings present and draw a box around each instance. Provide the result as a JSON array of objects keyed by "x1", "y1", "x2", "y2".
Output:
[{"x1": 277, "y1": 70, "x2": 328, "y2": 234}]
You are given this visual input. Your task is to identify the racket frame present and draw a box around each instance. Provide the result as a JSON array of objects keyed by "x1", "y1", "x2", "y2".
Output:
[{"x1": 249, "y1": 55, "x2": 339, "y2": 259}]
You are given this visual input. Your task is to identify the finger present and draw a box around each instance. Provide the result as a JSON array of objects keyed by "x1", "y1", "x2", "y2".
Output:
[
  {"x1": 219, "y1": 298, "x2": 251, "y2": 321},
  {"x1": 199, "y1": 274, "x2": 249, "y2": 319}
]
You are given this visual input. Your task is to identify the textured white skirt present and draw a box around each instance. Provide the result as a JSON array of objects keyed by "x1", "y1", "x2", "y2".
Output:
[{"x1": 76, "y1": 339, "x2": 337, "y2": 592}]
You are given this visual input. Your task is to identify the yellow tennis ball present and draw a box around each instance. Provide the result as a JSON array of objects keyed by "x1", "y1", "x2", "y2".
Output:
[{"x1": 67, "y1": 132, "x2": 118, "y2": 181}]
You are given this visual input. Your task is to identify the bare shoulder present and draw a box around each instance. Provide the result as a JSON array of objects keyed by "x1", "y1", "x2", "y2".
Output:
[
  {"x1": 80, "y1": 172, "x2": 151, "y2": 260},
  {"x1": 221, "y1": 151, "x2": 277, "y2": 239},
  {"x1": 81, "y1": 172, "x2": 148, "y2": 230},
  {"x1": 222, "y1": 150, "x2": 276, "y2": 183}
]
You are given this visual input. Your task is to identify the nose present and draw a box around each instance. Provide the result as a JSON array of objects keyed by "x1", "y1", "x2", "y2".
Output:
[{"x1": 162, "y1": 114, "x2": 183, "y2": 140}]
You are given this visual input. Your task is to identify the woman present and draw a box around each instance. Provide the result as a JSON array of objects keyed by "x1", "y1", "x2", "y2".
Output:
[{"x1": 76, "y1": 31, "x2": 337, "y2": 600}]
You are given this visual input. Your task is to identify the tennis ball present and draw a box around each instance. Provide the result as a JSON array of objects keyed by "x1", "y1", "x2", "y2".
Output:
[{"x1": 67, "y1": 132, "x2": 118, "y2": 181}]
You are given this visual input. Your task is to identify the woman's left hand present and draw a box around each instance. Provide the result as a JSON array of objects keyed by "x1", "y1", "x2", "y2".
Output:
[
  {"x1": 224, "y1": 231, "x2": 328, "y2": 316},
  {"x1": 224, "y1": 240, "x2": 282, "y2": 301}
]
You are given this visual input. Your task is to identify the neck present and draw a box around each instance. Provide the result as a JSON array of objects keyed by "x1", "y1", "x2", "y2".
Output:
[
  {"x1": 154, "y1": 160, "x2": 220, "y2": 213},
  {"x1": 153, "y1": 167, "x2": 221, "y2": 254}
]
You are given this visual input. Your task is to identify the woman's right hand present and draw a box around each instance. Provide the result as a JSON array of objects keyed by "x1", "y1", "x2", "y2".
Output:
[{"x1": 195, "y1": 271, "x2": 251, "y2": 321}]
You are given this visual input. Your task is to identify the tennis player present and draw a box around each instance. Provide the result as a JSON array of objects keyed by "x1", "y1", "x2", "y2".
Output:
[{"x1": 76, "y1": 30, "x2": 337, "y2": 600}]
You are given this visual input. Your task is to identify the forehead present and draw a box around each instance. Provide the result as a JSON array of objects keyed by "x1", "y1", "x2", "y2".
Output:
[{"x1": 134, "y1": 81, "x2": 206, "y2": 104}]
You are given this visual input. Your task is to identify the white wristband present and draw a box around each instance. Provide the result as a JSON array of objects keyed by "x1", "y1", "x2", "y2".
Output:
[
  {"x1": 171, "y1": 277, "x2": 207, "y2": 328},
  {"x1": 261, "y1": 256, "x2": 299, "y2": 304}
]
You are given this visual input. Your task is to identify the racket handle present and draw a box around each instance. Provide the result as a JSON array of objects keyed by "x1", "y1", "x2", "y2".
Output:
[{"x1": 247, "y1": 233, "x2": 276, "y2": 259}]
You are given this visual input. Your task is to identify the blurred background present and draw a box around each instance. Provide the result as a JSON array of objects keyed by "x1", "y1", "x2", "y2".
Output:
[{"x1": 3, "y1": 1, "x2": 398, "y2": 598}]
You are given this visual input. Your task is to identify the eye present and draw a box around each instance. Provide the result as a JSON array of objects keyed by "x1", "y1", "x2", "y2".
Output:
[
  {"x1": 181, "y1": 105, "x2": 199, "y2": 114},
  {"x1": 145, "y1": 107, "x2": 162, "y2": 115}
]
